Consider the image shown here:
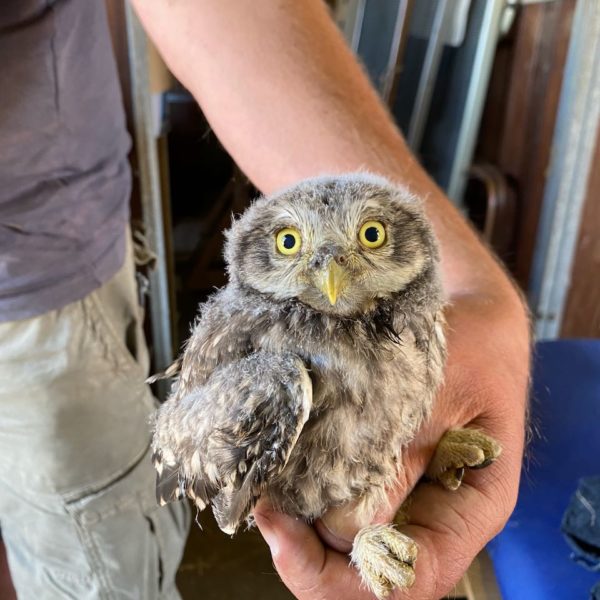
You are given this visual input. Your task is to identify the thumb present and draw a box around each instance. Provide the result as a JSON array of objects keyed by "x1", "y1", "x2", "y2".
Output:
[
  {"x1": 315, "y1": 500, "x2": 393, "y2": 553},
  {"x1": 254, "y1": 502, "x2": 369, "y2": 600},
  {"x1": 254, "y1": 503, "x2": 327, "y2": 582}
]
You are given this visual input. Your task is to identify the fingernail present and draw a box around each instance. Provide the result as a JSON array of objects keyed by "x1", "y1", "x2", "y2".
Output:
[{"x1": 254, "y1": 511, "x2": 280, "y2": 557}]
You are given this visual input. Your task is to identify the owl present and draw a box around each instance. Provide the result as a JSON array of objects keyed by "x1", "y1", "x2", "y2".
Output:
[{"x1": 152, "y1": 173, "x2": 501, "y2": 598}]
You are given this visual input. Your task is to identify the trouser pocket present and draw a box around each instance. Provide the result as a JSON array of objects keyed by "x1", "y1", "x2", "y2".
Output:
[
  {"x1": 0, "y1": 232, "x2": 158, "y2": 498},
  {"x1": 65, "y1": 449, "x2": 191, "y2": 600},
  {"x1": 0, "y1": 448, "x2": 190, "y2": 600}
]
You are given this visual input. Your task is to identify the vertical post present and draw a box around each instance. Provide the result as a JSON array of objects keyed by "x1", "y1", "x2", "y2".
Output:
[
  {"x1": 406, "y1": 0, "x2": 450, "y2": 149},
  {"x1": 446, "y1": 0, "x2": 505, "y2": 203},
  {"x1": 125, "y1": 4, "x2": 173, "y2": 395}
]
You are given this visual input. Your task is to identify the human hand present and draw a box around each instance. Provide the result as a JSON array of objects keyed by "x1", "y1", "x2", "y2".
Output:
[{"x1": 255, "y1": 295, "x2": 529, "y2": 599}]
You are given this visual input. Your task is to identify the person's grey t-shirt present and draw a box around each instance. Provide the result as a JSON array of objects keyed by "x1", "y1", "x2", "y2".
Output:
[{"x1": 0, "y1": 0, "x2": 131, "y2": 322}]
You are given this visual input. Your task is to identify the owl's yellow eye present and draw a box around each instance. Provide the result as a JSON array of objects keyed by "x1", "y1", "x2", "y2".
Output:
[
  {"x1": 359, "y1": 221, "x2": 386, "y2": 249},
  {"x1": 276, "y1": 227, "x2": 302, "y2": 255}
]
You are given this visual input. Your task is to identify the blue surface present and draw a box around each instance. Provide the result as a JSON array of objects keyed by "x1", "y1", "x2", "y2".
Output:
[{"x1": 487, "y1": 340, "x2": 600, "y2": 599}]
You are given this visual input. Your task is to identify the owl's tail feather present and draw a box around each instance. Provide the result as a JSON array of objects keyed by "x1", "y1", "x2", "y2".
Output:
[
  {"x1": 153, "y1": 450, "x2": 184, "y2": 506},
  {"x1": 211, "y1": 462, "x2": 260, "y2": 535}
]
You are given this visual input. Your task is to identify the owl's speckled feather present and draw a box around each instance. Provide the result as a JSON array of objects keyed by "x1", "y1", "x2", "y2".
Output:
[{"x1": 152, "y1": 173, "x2": 446, "y2": 536}]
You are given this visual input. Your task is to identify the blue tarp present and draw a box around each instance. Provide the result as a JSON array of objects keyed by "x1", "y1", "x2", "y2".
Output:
[{"x1": 487, "y1": 340, "x2": 600, "y2": 599}]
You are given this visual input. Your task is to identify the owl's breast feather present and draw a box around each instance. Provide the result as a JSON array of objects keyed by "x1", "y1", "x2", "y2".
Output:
[
  {"x1": 266, "y1": 333, "x2": 437, "y2": 520},
  {"x1": 246, "y1": 297, "x2": 444, "y2": 519}
]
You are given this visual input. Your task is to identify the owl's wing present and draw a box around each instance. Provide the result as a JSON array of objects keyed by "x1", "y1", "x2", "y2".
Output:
[
  {"x1": 152, "y1": 351, "x2": 312, "y2": 534},
  {"x1": 167, "y1": 289, "x2": 260, "y2": 398}
]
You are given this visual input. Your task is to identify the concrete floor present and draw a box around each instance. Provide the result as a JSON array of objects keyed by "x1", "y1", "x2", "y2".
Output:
[
  {"x1": 176, "y1": 506, "x2": 294, "y2": 600},
  {"x1": 175, "y1": 507, "x2": 501, "y2": 600}
]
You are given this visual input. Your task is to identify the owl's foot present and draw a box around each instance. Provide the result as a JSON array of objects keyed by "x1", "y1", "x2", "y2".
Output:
[
  {"x1": 351, "y1": 524, "x2": 417, "y2": 599},
  {"x1": 426, "y1": 428, "x2": 502, "y2": 491}
]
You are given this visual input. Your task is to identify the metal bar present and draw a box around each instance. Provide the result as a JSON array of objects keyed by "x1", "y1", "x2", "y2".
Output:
[
  {"x1": 406, "y1": 0, "x2": 450, "y2": 149},
  {"x1": 351, "y1": 0, "x2": 367, "y2": 51},
  {"x1": 381, "y1": 0, "x2": 414, "y2": 106},
  {"x1": 125, "y1": 5, "x2": 173, "y2": 389},
  {"x1": 334, "y1": 0, "x2": 366, "y2": 52},
  {"x1": 529, "y1": 0, "x2": 600, "y2": 339},
  {"x1": 446, "y1": 0, "x2": 505, "y2": 203},
  {"x1": 446, "y1": 0, "x2": 505, "y2": 206}
]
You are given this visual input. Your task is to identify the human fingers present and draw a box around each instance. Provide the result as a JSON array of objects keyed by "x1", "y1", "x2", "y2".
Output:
[{"x1": 254, "y1": 504, "x2": 373, "y2": 600}]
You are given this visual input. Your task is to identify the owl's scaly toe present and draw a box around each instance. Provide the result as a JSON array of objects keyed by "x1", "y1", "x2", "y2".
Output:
[
  {"x1": 351, "y1": 524, "x2": 417, "y2": 599},
  {"x1": 427, "y1": 428, "x2": 502, "y2": 491}
]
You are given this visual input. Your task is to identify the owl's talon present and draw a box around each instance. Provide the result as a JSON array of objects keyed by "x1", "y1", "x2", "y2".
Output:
[
  {"x1": 437, "y1": 467, "x2": 464, "y2": 491},
  {"x1": 427, "y1": 428, "x2": 502, "y2": 491},
  {"x1": 471, "y1": 457, "x2": 494, "y2": 470},
  {"x1": 351, "y1": 524, "x2": 417, "y2": 599}
]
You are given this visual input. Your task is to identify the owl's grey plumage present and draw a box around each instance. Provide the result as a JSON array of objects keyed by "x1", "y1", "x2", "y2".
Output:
[
  {"x1": 153, "y1": 171, "x2": 444, "y2": 520},
  {"x1": 152, "y1": 173, "x2": 499, "y2": 597}
]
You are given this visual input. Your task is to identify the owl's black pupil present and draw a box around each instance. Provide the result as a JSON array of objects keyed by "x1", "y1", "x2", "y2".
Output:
[
  {"x1": 283, "y1": 234, "x2": 296, "y2": 249},
  {"x1": 365, "y1": 227, "x2": 380, "y2": 243}
]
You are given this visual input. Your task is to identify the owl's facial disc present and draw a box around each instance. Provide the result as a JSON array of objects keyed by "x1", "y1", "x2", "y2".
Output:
[{"x1": 224, "y1": 176, "x2": 437, "y2": 317}]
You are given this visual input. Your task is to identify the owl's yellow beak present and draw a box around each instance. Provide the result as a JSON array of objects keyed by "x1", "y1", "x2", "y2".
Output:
[{"x1": 318, "y1": 261, "x2": 347, "y2": 305}]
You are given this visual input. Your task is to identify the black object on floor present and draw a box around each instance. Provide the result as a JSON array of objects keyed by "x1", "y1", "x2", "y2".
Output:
[{"x1": 562, "y1": 475, "x2": 600, "y2": 572}]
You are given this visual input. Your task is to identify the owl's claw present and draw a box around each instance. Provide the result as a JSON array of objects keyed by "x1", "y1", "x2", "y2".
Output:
[
  {"x1": 427, "y1": 428, "x2": 502, "y2": 491},
  {"x1": 351, "y1": 524, "x2": 417, "y2": 599}
]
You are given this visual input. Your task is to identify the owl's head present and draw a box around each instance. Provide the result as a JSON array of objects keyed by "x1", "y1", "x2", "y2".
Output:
[{"x1": 224, "y1": 173, "x2": 440, "y2": 316}]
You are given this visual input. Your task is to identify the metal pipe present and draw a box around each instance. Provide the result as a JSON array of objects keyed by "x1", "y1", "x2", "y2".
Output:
[
  {"x1": 446, "y1": 0, "x2": 505, "y2": 204},
  {"x1": 406, "y1": 0, "x2": 450, "y2": 149},
  {"x1": 125, "y1": 4, "x2": 173, "y2": 396}
]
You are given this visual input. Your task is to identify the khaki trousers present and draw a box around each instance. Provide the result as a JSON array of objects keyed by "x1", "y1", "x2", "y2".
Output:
[{"x1": 0, "y1": 237, "x2": 190, "y2": 599}]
